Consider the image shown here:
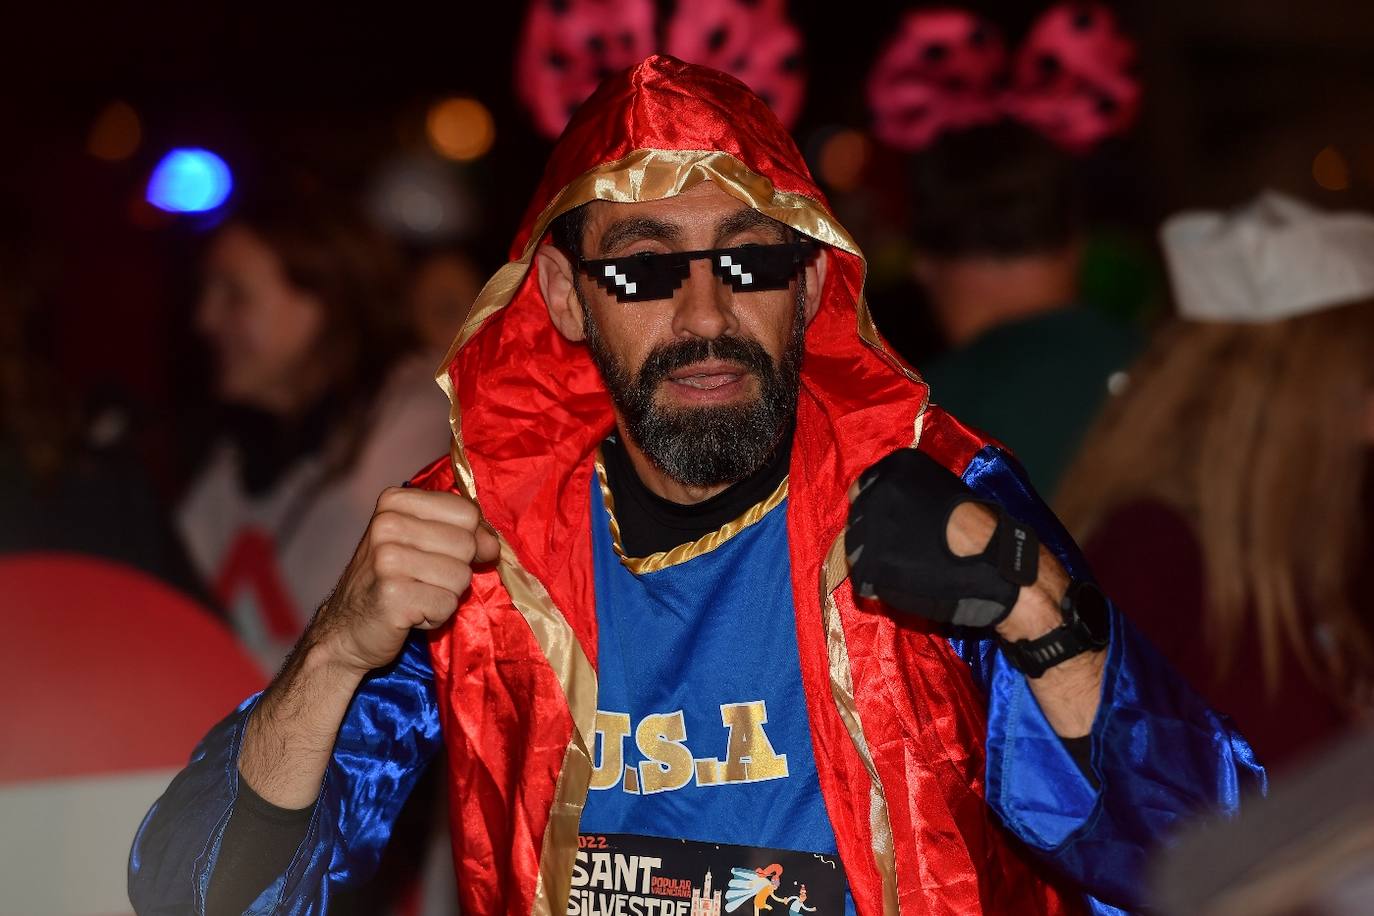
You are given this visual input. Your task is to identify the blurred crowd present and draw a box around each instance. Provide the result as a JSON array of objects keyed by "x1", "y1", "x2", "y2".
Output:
[{"x1": 3, "y1": 2, "x2": 1374, "y2": 914}]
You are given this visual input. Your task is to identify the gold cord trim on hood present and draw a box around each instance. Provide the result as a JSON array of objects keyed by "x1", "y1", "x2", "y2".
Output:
[{"x1": 594, "y1": 451, "x2": 789, "y2": 574}]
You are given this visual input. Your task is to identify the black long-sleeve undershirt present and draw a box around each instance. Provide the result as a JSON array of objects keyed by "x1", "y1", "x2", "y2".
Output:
[{"x1": 205, "y1": 779, "x2": 314, "y2": 915}]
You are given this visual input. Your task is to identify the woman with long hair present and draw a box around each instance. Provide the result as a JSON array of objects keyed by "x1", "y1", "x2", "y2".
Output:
[
  {"x1": 178, "y1": 195, "x2": 451, "y2": 672},
  {"x1": 1057, "y1": 191, "x2": 1374, "y2": 768}
]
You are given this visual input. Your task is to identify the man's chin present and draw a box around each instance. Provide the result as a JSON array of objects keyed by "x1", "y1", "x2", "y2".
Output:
[{"x1": 628, "y1": 384, "x2": 793, "y2": 488}]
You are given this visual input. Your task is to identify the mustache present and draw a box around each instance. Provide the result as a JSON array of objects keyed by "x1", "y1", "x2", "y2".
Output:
[{"x1": 635, "y1": 336, "x2": 775, "y2": 391}]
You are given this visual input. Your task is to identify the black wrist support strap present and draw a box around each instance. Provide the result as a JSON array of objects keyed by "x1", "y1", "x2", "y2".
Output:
[{"x1": 845, "y1": 448, "x2": 1039, "y2": 629}]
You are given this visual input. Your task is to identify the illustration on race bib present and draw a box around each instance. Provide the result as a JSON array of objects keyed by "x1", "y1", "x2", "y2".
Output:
[
  {"x1": 784, "y1": 885, "x2": 816, "y2": 913},
  {"x1": 725, "y1": 863, "x2": 785, "y2": 914},
  {"x1": 722, "y1": 866, "x2": 815, "y2": 913},
  {"x1": 569, "y1": 835, "x2": 843, "y2": 915}
]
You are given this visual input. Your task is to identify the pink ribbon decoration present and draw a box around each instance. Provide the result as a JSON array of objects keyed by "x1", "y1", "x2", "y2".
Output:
[
  {"x1": 867, "y1": 3, "x2": 1140, "y2": 153},
  {"x1": 664, "y1": 0, "x2": 806, "y2": 130},
  {"x1": 516, "y1": 0, "x2": 807, "y2": 139},
  {"x1": 515, "y1": 0, "x2": 658, "y2": 140}
]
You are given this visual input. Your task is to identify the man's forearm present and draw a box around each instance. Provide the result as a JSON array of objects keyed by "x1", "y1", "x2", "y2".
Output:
[
  {"x1": 238, "y1": 634, "x2": 366, "y2": 809},
  {"x1": 237, "y1": 486, "x2": 497, "y2": 808},
  {"x1": 946, "y1": 504, "x2": 1106, "y2": 737},
  {"x1": 994, "y1": 545, "x2": 1105, "y2": 738}
]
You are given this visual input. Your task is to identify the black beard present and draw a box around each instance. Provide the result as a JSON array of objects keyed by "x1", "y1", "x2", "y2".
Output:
[{"x1": 581, "y1": 288, "x2": 806, "y2": 488}]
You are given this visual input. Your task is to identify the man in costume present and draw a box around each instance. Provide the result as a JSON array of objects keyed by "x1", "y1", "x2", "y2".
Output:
[{"x1": 130, "y1": 57, "x2": 1261, "y2": 915}]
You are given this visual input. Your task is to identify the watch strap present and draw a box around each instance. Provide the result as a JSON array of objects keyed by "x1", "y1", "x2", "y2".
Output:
[{"x1": 999, "y1": 582, "x2": 1109, "y2": 678}]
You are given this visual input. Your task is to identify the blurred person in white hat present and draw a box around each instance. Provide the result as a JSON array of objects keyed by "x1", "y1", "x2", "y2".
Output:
[{"x1": 1057, "y1": 190, "x2": 1374, "y2": 770}]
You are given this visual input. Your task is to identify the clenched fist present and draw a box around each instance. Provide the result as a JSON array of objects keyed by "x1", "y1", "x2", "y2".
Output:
[
  {"x1": 310, "y1": 486, "x2": 501, "y2": 675},
  {"x1": 845, "y1": 448, "x2": 1039, "y2": 629}
]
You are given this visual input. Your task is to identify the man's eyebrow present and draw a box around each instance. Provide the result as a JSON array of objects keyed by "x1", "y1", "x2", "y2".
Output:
[
  {"x1": 596, "y1": 217, "x2": 681, "y2": 256},
  {"x1": 714, "y1": 208, "x2": 792, "y2": 245}
]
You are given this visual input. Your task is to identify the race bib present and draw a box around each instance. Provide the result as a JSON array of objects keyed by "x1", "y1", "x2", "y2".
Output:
[{"x1": 569, "y1": 833, "x2": 846, "y2": 915}]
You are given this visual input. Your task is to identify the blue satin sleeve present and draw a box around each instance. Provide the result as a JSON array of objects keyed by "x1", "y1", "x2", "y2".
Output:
[
  {"x1": 947, "y1": 446, "x2": 1266, "y2": 912},
  {"x1": 128, "y1": 632, "x2": 441, "y2": 914}
]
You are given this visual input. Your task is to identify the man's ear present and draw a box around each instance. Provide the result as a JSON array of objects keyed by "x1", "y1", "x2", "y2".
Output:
[
  {"x1": 802, "y1": 247, "x2": 830, "y2": 326},
  {"x1": 535, "y1": 243, "x2": 586, "y2": 342}
]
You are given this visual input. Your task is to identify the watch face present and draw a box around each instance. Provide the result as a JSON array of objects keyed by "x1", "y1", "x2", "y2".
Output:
[{"x1": 1074, "y1": 582, "x2": 1112, "y2": 646}]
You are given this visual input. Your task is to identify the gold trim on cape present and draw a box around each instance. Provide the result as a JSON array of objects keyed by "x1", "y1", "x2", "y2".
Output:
[
  {"x1": 594, "y1": 451, "x2": 790, "y2": 574},
  {"x1": 821, "y1": 543, "x2": 899, "y2": 915},
  {"x1": 427, "y1": 148, "x2": 929, "y2": 916},
  {"x1": 814, "y1": 416, "x2": 925, "y2": 916},
  {"x1": 493, "y1": 535, "x2": 598, "y2": 916}
]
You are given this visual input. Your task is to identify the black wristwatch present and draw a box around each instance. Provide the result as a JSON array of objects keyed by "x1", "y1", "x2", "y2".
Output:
[{"x1": 998, "y1": 580, "x2": 1111, "y2": 678}]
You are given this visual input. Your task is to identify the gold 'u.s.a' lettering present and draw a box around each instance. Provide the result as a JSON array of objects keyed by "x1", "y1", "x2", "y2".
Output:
[{"x1": 589, "y1": 701, "x2": 790, "y2": 795}]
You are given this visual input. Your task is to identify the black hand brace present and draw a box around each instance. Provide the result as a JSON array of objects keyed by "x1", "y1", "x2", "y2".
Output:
[{"x1": 844, "y1": 448, "x2": 1039, "y2": 629}]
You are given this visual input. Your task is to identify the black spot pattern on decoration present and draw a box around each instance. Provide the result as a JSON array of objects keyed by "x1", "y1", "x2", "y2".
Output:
[
  {"x1": 782, "y1": 52, "x2": 802, "y2": 73},
  {"x1": 731, "y1": 54, "x2": 749, "y2": 71},
  {"x1": 894, "y1": 66, "x2": 925, "y2": 85},
  {"x1": 594, "y1": 66, "x2": 612, "y2": 81},
  {"x1": 1073, "y1": 8, "x2": 1096, "y2": 31},
  {"x1": 901, "y1": 105, "x2": 930, "y2": 125},
  {"x1": 587, "y1": 34, "x2": 606, "y2": 54},
  {"x1": 1095, "y1": 94, "x2": 1119, "y2": 116},
  {"x1": 620, "y1": 32, "x2": 635, "y2": 51},
  {"x1": 549, "y1": 0, "x2": 569, "y2": 13},
  {"x1": 943, "y1": 76, "x2": 968, "y2": 92},
  {"x1": 547, "y1": 50, "x2": 569, "y2": 71},
  {"x1": 922, "y1": 42, "x2": 950, "y2": 64},
  {"x1": 707, "y1": 26, "x2": 728, "y2": 53},
  {"x1": 970, "y1": 25, "x2": 989, "y2": 48},
  {"x1": 759, "y1": 91, "x2": 775, "y2": 108},
  {"x1": 1036, "y1": 52, "x2": 1061, "y2": 80}
]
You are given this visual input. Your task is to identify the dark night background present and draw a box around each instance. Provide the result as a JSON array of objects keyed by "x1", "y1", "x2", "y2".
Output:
[
  {"x1": 2, "y1": 6, "x2": 1374, "y2": 913},
  {"x1": 4, "y1": 0, "x2": 1374, "y2": 491}
]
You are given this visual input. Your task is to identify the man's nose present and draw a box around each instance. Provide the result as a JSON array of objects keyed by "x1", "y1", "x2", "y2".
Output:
[{"x1": 670, "y1": 258, "x2": 738, "y2": 340}]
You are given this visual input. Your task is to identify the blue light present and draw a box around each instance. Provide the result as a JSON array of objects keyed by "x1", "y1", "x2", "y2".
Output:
[{"x1": 146, "y1": 148, "x2": 233, "y2": 213}]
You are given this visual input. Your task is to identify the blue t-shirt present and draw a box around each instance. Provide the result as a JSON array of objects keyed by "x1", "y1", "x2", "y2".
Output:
[{"x1": 578, "y1": 470, "x2": 856, "y2": 915}]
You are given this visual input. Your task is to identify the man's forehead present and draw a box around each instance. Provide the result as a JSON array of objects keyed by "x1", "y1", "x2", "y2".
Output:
[{"x1": 580, "y1": 181, "x2": 789, "y2": 252}]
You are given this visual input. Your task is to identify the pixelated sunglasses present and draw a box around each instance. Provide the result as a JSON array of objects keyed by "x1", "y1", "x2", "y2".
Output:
[{"x1": 577, "y1": 241, "x2": 818, "y2": 303}]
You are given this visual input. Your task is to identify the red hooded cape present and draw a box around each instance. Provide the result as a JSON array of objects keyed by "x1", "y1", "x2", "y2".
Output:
[{"x1": 410, "y1": 55, "x2": 1077, "y2": 916}]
